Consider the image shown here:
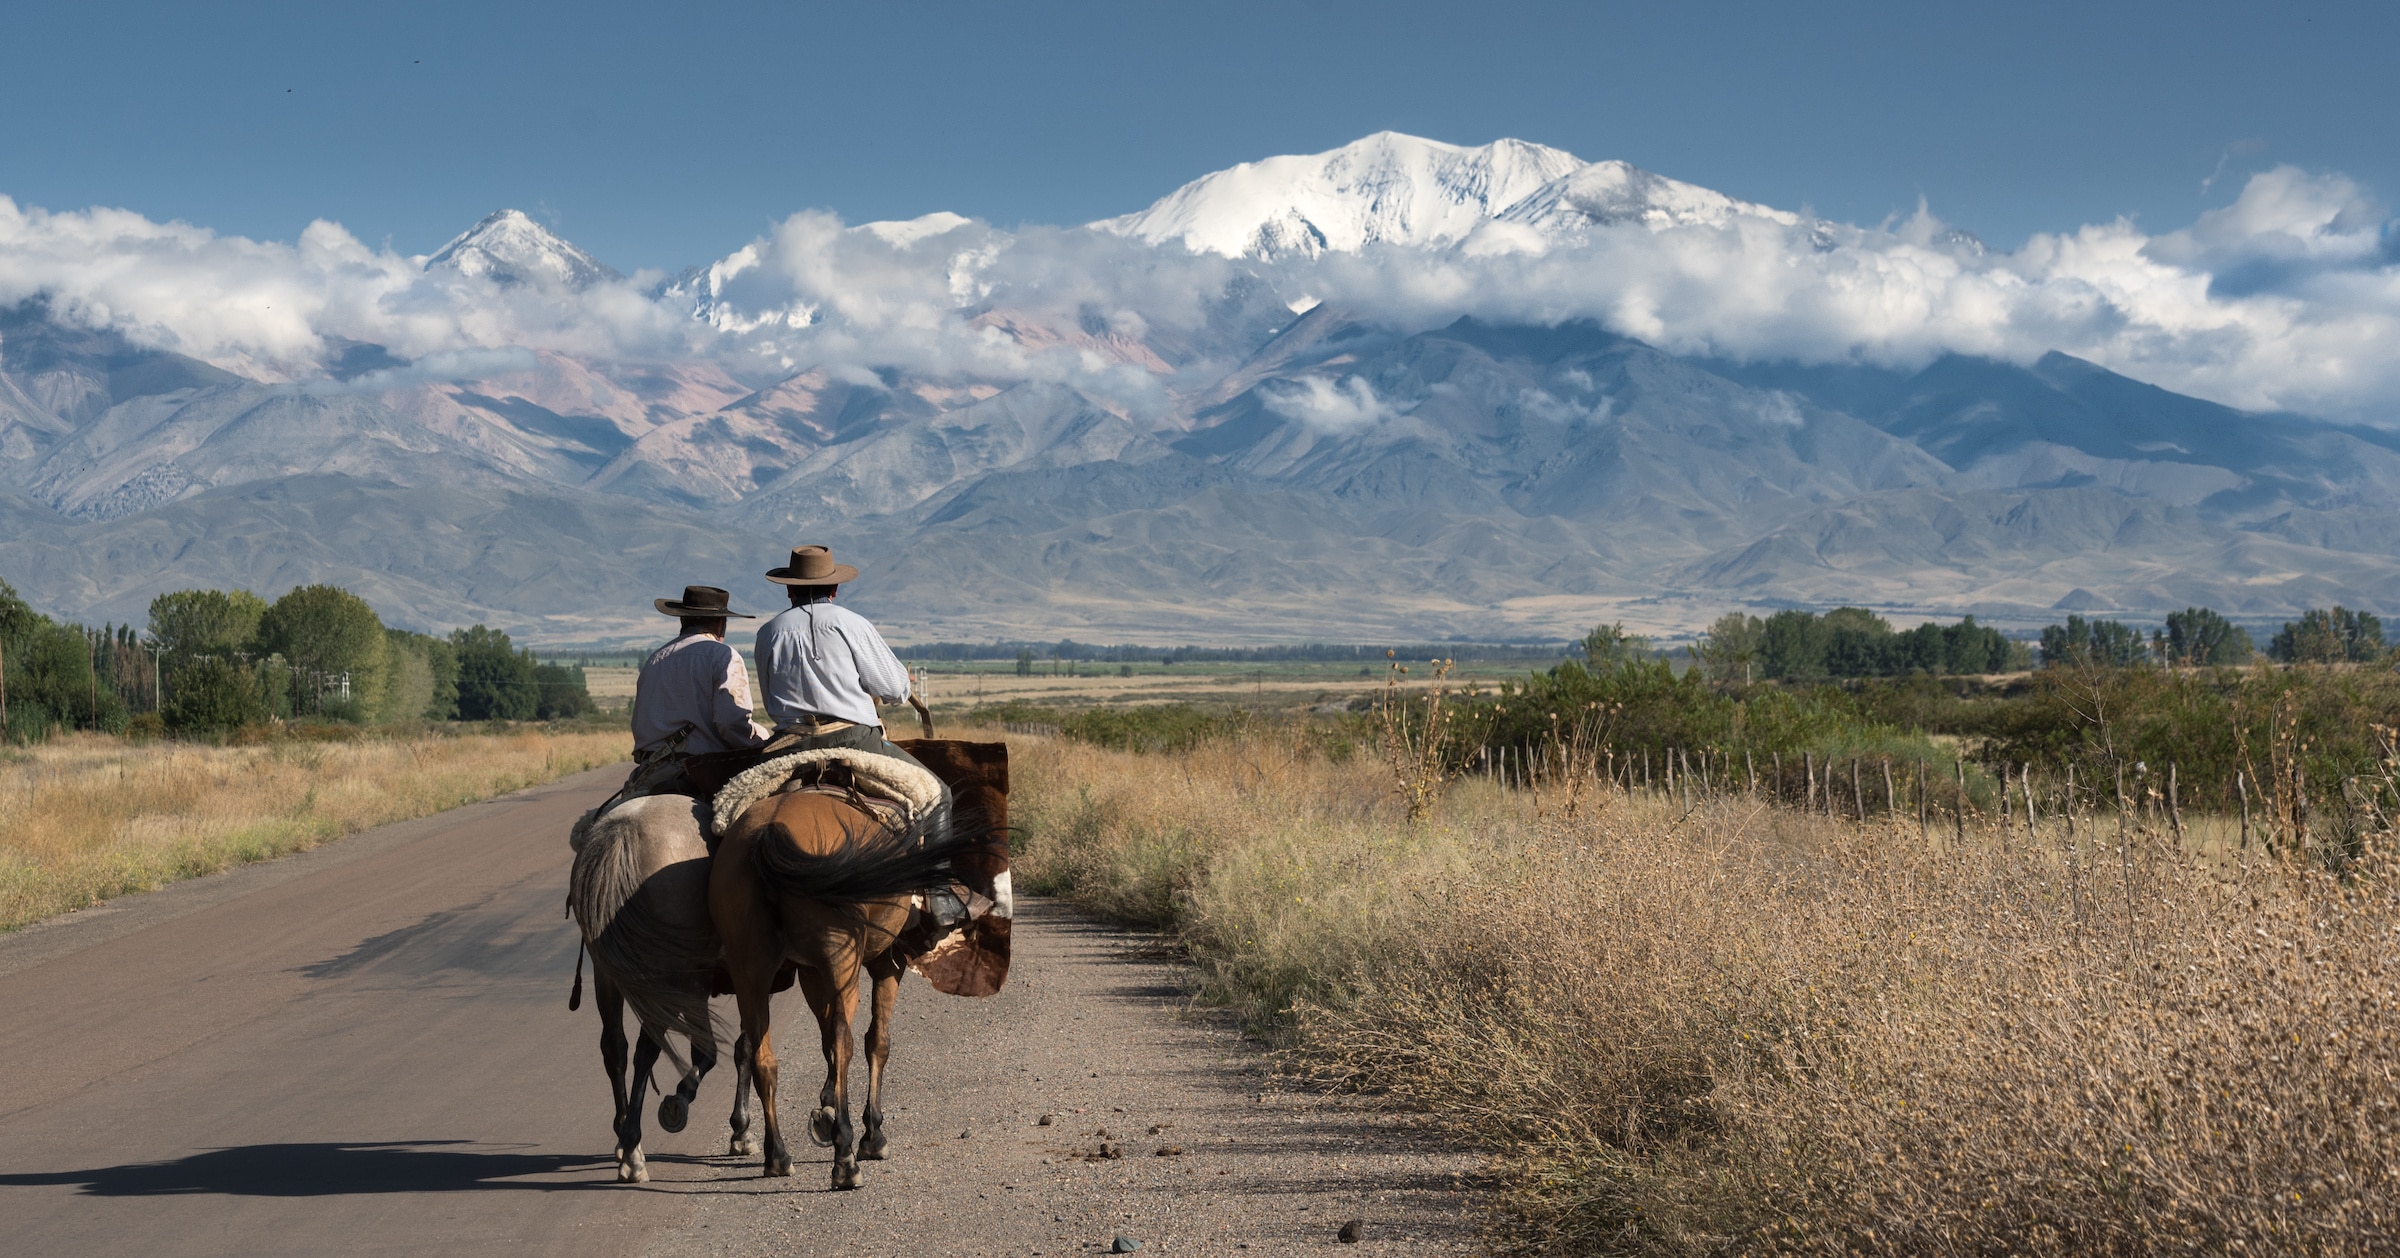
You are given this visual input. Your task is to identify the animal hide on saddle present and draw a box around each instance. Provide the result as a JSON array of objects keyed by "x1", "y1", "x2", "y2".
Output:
[{"x1": 714, "y1": 745, "x2": 1014, "y2": 998}]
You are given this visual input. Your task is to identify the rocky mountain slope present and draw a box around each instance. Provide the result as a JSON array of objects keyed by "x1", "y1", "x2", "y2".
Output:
[{"x1": 1, "y1": 135, "x2": 2393, "y2": 645}]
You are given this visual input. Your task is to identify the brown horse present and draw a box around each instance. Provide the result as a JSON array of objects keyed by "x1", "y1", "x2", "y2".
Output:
[{"x1": 709, "y1": 741, "x2": 1009, "y2": 1188}]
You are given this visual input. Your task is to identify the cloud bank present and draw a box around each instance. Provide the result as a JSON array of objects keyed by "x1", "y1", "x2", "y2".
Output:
[{"x1": 3, "y1": 164, "x2": 2395, "y2": 423}]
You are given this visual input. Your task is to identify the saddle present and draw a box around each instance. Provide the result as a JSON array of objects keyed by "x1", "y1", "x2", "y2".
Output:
[{"x1": 710, "y1": 747, "x2": 946, "y2": 838}]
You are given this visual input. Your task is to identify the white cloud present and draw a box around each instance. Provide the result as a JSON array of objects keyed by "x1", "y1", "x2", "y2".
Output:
[
  {"x1": 2, "y1": 164, "x2": 2397, "y2": 425},
  {"x1": 1262, "y1": 375, "x2": 1394, "y2": 432},
  {"x1": 1284, "y1": 171, "x2": 2400, "y2": 422}
]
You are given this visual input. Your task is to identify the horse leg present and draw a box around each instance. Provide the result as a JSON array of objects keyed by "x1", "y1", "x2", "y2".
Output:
[
  {"x1": 734, "y1": 976, "x2": 791, "y2": 1177},
  {"x1": 859, "y1": 953, "x2": 904, "y2": 1161},
  {"x1": 798, "y1": 962, "x2": 864, "y2": 1190},
  {"x1": 617, "y1": 1029, "x2": 664, "y2": 1184},
  {"x1": 725, "y1": 1029, "x2": 761, "y2": 1157},
  {"x1": 659, "y1": 1025, "x2": 712, "y2": 1134},
  {"x1": 596, "y1": 976, "x2": 634, "y2": 1179}
]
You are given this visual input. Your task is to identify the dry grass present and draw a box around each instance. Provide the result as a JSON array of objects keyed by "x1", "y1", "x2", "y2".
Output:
[
  {"x1": 1011, "y1": 729, "x2": 2400, "y2": 1255},
  {"x1": 0, "y1": 728, "x2": 629, "y2": 932}
]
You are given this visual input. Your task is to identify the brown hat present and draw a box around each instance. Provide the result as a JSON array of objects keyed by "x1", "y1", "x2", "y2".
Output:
[
  {"x1": 654, "y1": 585, "x2": 755, "y2": 618},
  {"x1": 765, "y1": 545, "x2": 859, "y2": 586}
]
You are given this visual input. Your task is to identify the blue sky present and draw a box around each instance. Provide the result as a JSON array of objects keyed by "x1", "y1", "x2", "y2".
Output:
[{"x1": 3, "y1": 0, "x2": 2392, "y2": 272}]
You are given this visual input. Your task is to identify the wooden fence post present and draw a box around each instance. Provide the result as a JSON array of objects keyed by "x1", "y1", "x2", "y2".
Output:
[
  {"x1": 1852, "y1": 759, "x2": 1865, "y2": 822},
  {"x1": 2237, "y1": 770, "x2": 2251, "y2": 849},
  {"x1": 2169, "y1": 763, "x2": 2185, "y2": 841},
  {"x1": 2065, "y1": 763, "x2": 2077, "y2": 843},
  {"x1": 1882, "y1": 758, "x2": 1897, "y2": 820},
  {"x1": 1746, "y1": 748, "x2": 1758, "y2": 796},
  {"x1": 1916, "y1": 759, "x2": 1927, "y2": 841},
  {"x1": 2024, "y1": 762, "x2": 2039, "y2": 844},
  {"x1": 1954, "y1": 758, "x2": 1967, "y2": 842},
  {"x1": 1804, "y1": 752, "x2": 1816, "y2": 812}
]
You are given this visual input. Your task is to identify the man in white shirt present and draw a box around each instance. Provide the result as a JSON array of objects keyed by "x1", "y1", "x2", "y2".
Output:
[
  {"x1": 632, "y1": 585, "x2": 770, "y2": 764},
  {"x1": 753, "y1": 546, "x2": 925, "y2": 767}
]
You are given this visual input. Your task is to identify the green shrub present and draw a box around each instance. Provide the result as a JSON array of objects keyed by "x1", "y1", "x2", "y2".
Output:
[
  {"x1": 163, "y1": 656, "x2": 267, "y2": 735},
  {"x1": 451, "y1": 625, "x2": 538, "y2": 721},
  {"x1": 533, "y1": 661, "x2": 594, "y2": 719},
  {"x1": 255, "y1": 585, "x2": 388, "y2": 719},
  {"x1": 0, "y1": 581, "x2": 125, "y2": 739}
]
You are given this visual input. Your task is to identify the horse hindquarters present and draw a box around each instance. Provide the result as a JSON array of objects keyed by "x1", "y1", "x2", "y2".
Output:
[{"x1": 570, "y1": 795, "x2": 724, "y2": 1183}]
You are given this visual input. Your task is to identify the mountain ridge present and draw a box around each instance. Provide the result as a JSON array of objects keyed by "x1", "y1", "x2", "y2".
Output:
[{"x1": 1, "y1": 134, "x2": 2391, "y2": 644}]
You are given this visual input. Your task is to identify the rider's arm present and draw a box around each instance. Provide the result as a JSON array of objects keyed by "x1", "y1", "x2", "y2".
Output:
[
  {"x1": 715, "y1": 645, "x2": 769, "y2": 748},
  {"x1": 849, "y1": 617, "x2": 912, "y2": 705}
]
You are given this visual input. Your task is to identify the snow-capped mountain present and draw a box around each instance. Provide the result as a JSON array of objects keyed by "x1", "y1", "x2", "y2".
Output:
[
  {"x1": 6, "y1": 132, "x2": 2397, "y2": 644},
  {"x1": 424, "y1": 209, "x2": 623, "y2": 288},
  {"x1": 1465, "y1": 160, "x2": 1801, "y2": 254},
  {"x1": 1095, "y1": 132, "x2": 1587, "y2": 258}
]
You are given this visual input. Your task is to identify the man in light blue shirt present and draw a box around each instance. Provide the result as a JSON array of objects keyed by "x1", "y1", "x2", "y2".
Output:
[{"x1": 754, "y1": 545, "x2": 931, "y2": 775}]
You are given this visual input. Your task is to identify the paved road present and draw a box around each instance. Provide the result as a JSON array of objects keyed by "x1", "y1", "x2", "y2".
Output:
[{"x1": 0, "y1": 766, "x2": 1473, "y2": 1256}]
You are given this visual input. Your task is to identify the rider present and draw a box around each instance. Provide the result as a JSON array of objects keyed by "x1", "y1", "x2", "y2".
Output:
[
  {"x1": 754, "y1": 546, "x2": 965, "y2": 939},
  {"x1": 631, "y1": 585, "x2": 770, "y2": 776},
  {"x1": 752, "y1": 546, "x2": 927, "y2": 768}
]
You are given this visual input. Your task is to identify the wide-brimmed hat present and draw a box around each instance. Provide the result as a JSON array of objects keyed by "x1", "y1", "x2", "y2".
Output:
[
  {"x1": 765, "y1": 545, "x2": 859, "y2": 586},
  {"x1": 654, "y1": 585, "x2": 755, "y2": 618}
]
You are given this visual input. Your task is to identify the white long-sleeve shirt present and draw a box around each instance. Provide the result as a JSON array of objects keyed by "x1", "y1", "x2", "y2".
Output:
[
  {"x1": 631, "y1": 633, "x2": 769, "y2": 756},
  {"x1": 754, "y1": 600, "x2": 911, "y2": 729}
]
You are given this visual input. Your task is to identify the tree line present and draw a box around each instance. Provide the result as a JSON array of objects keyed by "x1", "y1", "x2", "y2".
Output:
[
  {"x1": 2039, "y1": 606, "x2": 2386, "y2": 668},
  {"x1": 0, "y1": 578, "x2": 592, "y2": 740},
  {"x1": 1674, "y1": 604, "x2": 2388, "y2": 682},
  {"x1": 1680, "y1": 609, "x2": 2029, "y2": 682}
]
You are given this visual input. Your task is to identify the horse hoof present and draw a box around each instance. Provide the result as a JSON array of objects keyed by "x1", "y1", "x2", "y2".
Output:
[
  {"x1": 730, "y1": 1134, "x2": 762, "y2": 1157},
  {"x1": 765, "y1": 1155, "x2": 792, "y2": 1178},
  {"x1": 807, "y1": 1106, "x2": 838, "y2": 1147},
  {"x1": 831, "y1": 1159, "x2": 860, "y2": 1190},
  {"x1": 618, "y1": 1149, "x2": 648, "y2": 1184},
  {"x1": 859, "y1": 1132, "x2": 887, "y2": 1161},
  {"x1": 657, "y1": 1095, "x2": 689, "y2": 1133}
]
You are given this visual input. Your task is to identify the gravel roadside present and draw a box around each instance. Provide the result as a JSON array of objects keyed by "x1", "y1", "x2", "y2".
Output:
[{"x1": 635, "y1": 899, "x2": 1483, "y2": 1256}]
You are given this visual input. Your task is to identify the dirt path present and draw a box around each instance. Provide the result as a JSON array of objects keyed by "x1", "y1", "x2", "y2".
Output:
[{"x1": 0, "y1": 765, "x2": 1476, "y2": 1256}]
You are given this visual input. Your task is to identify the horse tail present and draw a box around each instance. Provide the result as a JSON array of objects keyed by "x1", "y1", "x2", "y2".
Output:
[
  {"x1": 750, "y1": 803, "x2": 980, "y2": 924},
  {"x1": 569, "y1": 807, "x2": 719, "y2": 1064}
]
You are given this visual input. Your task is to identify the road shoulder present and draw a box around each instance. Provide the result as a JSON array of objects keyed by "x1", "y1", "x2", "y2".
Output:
[
  {"x1": 638, "y1": 899, "x2": 1482, "y2": 1256},
  {"x1": 0, "y1": 764, "x2": 626, "y2": 980}
]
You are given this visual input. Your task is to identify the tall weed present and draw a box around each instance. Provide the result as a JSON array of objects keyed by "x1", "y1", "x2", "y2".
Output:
[
  {"x1": 1013, "y1": 727, "x2": 2400, "y2": 1254},
  {"x1": 0, "y1": 727, "x2": 628, "y2": 931}
]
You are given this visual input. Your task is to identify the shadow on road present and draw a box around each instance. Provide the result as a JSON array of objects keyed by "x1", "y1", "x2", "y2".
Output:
[{"x1": 0, "y1": 1141, "x2": 618, "y2": 1196}]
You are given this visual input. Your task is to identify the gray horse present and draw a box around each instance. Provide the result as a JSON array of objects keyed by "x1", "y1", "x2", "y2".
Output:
[{"x1": 568, "y1": 793, "x2": 758, "y2": 1182}]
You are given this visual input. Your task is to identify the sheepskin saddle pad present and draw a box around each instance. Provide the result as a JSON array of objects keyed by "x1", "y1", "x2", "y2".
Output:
[{"x1": 710, "y1": 747, "x2": 946, "y2": 838}]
